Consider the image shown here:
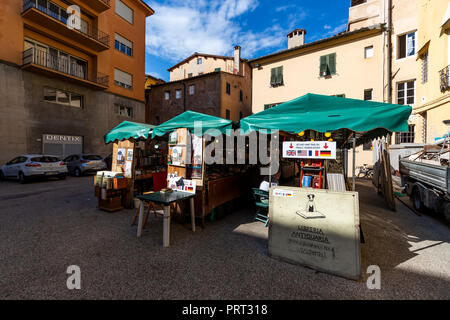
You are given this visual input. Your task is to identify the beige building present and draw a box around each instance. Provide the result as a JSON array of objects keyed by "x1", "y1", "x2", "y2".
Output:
[
  {"x1": 249, "y1": 0, "x2": 420, "y2": 170},
  {"x1": 414, "y1": 0, "x2": 450, "y2": 144},
  {"x1": 249, "y1": 25, "x2": 384, "y2": 169},
  {"x1": 168, "y1": 46, "x2": 246, "y2": 81},
  {"x1": 349, "y1": 0, "x2": 419, "y2": 144}
]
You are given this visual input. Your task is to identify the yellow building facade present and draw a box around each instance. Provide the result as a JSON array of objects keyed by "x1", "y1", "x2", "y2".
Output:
[{"x1": 414, "y1": 0, "x2": 450, "y2": 143}]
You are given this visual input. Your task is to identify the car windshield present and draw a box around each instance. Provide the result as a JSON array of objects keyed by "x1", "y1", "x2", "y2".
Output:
[
  {"x1": 31, "y1": 156, "x2": 60, "y2": 163},
  {"x1": 82, "y1": 155, "x2": 103, "y2": 160}
]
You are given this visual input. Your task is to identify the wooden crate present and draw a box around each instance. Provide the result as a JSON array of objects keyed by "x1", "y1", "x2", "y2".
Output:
[{"x1": 98, "y1": 196, "x2": 123, "y2": 212}]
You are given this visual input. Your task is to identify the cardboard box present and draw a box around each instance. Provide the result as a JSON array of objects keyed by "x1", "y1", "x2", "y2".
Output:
[{"x1": 113, "y1": 177, "x2": 128, "y2": 190}]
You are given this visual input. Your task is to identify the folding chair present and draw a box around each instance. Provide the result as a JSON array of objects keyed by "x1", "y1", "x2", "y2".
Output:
[{"x1": 252, "y1": 188, "x2": 269, "y2": 227}]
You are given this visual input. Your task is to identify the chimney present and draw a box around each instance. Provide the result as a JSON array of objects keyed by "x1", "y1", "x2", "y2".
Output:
[
  {"x1": 233, "y1": 45, "x2": 241, "y2": 75},
  {"x1": 287, "y1": 29, "x2": 306, "y2": 49}
]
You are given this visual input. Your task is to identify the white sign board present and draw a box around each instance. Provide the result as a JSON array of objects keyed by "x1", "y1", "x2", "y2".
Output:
[
  {"x1": 268, "y1": 186, "x2": 361, "y2": 280},
  {"x1": 283, "y1": 141, "x2": 336, "y2": 159},
  {"x1": 168, "y1": 177, "x2": 197, "y2": 194}
]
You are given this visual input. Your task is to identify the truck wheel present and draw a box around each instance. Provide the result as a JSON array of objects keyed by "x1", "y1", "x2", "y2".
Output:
[
  {"x1": 412, "y1": 187, "x2": 424, "y2": 212},
  {"x1": 0, "y1": 170, "x2": 4, "y2": 180}
]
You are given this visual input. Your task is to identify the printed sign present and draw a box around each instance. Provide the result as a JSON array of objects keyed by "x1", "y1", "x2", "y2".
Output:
[
  {"x1": 117, "y1": 148, "x2": 126, "y2": 165},
  {"x1": 168, "y1": 176, "x2": 197, "y2": 194},
  {"x1": 268, "y1": 187, "x2": 361, "y2": 280},
  {"x1": 273, "y1": 189, "x2": 294, "y2": 197},
  {"x1": 126, "y1": 149, "x2": 134, "y2": 161},
  {"x1": 282, "y1": 141, "x2": 336, "y2": 159}
]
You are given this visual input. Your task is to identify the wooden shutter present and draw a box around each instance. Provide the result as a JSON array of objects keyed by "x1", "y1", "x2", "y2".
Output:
[
  {"x1": 320, "y1": 55, "x2": 327, "y2": 76},
  {"x1": 270, "y1": 68, "x2": 276, "y2": 86},
  {"x1": 277, "y1": 66, "x2": 283, "y2": 85},
  {"x1": 329, "y1": 53, "x2": 336, "y2": 74}
]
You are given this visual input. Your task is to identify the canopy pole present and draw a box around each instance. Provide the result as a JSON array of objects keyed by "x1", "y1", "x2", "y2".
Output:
[{"x1": 352, "y1": 133, "x2": 356, "y2": 191}]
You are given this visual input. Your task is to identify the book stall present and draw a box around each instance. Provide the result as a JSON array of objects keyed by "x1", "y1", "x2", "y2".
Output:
[
  {"x1": 95, "y1": 121, "x2": 167, "y2": 212},
  {"x1": 152, "y1": 111, "x2": 259, "y2": 226},
  {"x1": 240, "y1": 93, "x2": 412, "y2": 280}
]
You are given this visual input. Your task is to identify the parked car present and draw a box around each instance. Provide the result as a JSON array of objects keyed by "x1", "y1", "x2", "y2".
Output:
[
  {"x1": 0, "y1": 155, "x2": 67, "y2": 183},
  {"x1": 64, "y1": 154, "x2": 107, "y2": 177}
]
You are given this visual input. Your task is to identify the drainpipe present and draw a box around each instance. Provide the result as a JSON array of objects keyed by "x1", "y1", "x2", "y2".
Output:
[
  {"x1": 387, "y1": 0, "x2": 393, "y2": 145},
  {"x1": 387, "y1": 0, "x2": 393, "y2": 104},
  {"x1": 183, "y1": 82, "x2": 186, "y2": 112}
]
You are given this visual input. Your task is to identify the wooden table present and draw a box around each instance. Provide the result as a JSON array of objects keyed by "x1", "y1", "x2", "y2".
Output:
[{"x1": 136, "y1": 191, "x2": 196, "y2": 247}]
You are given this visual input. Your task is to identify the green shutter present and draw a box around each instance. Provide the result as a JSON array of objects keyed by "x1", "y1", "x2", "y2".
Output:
[
  {"x1": 270, "y1": 68, "x2": 276, "y2": 86},
  {"x1": 329, "y1": 53, "x2": 336, "y2": 75},
  {"x1": 277, "y1": 66, "x2": 283, "y2": 85},
  {"x1": 320, "y1": 55, "x2": 327, "y2": 76}
]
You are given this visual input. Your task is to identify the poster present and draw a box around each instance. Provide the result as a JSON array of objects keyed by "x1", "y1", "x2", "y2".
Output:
[
  {"x1": 283, "y1": 141, "x2": 336, "y2": 159},
  {"x1": 126, "y1": 149, "x2": 134, "y2": 161},
  {"x1": 124, "y1": 161, "x2": 132, "y2": 178},
  {"x1": 268, "y1": 187, "x2": 361, "y2": 280},
  {"x1": 171, "y1": 146, "x2": 183, "y2": 166},
  {"x1": 117, "y1": 148, "x2": 126, "y2": 165}
]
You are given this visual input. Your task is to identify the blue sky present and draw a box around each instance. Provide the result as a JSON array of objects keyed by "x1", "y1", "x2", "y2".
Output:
[{"x1": 143, "y1": 0, "x2": 351, "y2": 81}]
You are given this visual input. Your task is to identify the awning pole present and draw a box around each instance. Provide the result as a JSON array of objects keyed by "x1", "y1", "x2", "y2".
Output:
[{"x1": 352, "y1": 133, "x2": 356, "y2": 191}]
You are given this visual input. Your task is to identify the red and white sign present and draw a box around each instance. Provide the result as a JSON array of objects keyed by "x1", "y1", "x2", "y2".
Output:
[{"x1": 282, "y1": 141, "x2": 337, "y2": 159}]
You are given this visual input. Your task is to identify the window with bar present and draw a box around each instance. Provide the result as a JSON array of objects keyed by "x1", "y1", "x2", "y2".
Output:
[
  {"x1": 395, "y1": 125, "x2": 415, "y2": 144},
  {"x1": 44, "y1": 87, "x2": 83, "y2": 108},
  {"x1": 421, "y1": 51, "x2": 428, "y2": 84},
  {"x1": 24, "y1": 38, "x2": 88, "y2": 80}
]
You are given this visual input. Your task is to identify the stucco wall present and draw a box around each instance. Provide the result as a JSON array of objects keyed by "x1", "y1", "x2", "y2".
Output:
[
  {"x1": 251, "y1": 33, "x2": 384, "y2": 113},
  {"x1": 414, "y1": 0, "x2": 450, "y2": 143},
  {"x1": 0, "y1": 62, "x2": 145, "y2": 165}
]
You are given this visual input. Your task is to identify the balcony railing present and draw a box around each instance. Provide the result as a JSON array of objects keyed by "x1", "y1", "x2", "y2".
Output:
[
  {"x1": 23, "y1": 0, "x2": 110, "y2": 47},
  {"x1": 22, "y1": 48, "x2": 109, "y2": 87},
  {"x1": 439, "y1": 65, "x2": 450, "y2": 92}
]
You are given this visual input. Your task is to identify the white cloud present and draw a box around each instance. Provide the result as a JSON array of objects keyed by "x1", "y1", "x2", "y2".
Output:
[
  {"x1": 323, "y1": 22, "x2": 348, "y2": 37},
  {"x1": 323, "y1": 24, "x2": 331, "y2": 30},
  {"x1": 145, "y1": 0, "x2": 285, "y2": 64},
  {"x1": 275, "y1": 5, "x2": 295, "y2": 12}
]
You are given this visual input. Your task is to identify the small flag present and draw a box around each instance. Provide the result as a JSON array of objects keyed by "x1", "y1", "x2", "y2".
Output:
[
  {"x1": 287, "y1": 150, "x2": 296, "y2": 156},
  {"x1": 297, "y1": 150, "x2": 308, "y2": 156},
  {"x1": 315, "y1": 150, "x2": 319, "y2": 156},
  {"x1": 308, "y1": 150, "x2": 313, "y2": 157},
  {"x1": 320, "y1": 150, "x2": 332, "y2": 157}
]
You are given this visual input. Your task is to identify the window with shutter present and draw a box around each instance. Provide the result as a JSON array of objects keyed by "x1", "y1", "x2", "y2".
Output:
[
  {"x1": 329, "y1": 53, "x2": 336, "y2": 74},
  {"x1": 270, "y1": 67, "x2": 284, "y2": 87},
  {"x1": 270, "y1": 68, "x2": 276, "y2": 86},
  {"x1": 116, "y1": 0, "x2": 134, "y2": 24},
  {"x1": 320, "y1": 53, "x2": 336, "y2": 77},
  {"x1": 114, "y1": 68, "x2": 133, "y2": 89},
  {"x1": 320, "y1": 55, "x2": 327, "y2": 76}
]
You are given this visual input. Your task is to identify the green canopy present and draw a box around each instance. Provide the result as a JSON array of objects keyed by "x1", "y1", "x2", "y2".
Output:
[
  {"x1": 151, "y1": 111, "x2": 233, "y2": 138},
  {"x1": 240, "y1": 93, "x2": 412, "y2": 135},
  {"x1": 104, "y1": 121, "x2": 155, "y2": 144}
]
